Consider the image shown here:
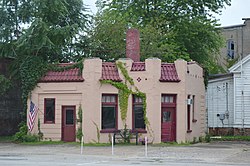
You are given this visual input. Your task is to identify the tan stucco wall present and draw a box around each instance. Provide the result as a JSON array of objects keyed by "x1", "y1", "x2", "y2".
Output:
[
  {"x1": 185, "y1": 63, "x2": 206, "y2": 142},
  {"x1": 28, "y1": 58, "x2": 205, "y2": 143},
  {"x1": 29, "y1": 83, "x2": 83, "y2": 141}
]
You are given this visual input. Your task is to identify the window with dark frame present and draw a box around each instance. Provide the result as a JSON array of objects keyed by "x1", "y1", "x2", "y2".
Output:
[
  {"x1": 133, "y1": 95, "x2": 145, "y2": 130},
  {"x1": 187, "y1": 95, "x2": 191, "y2": 132},
  {"x1": 161, "y1": 95, "x2": 174, "y2": 103},
  {"x1": 44, "y1": 98, "x2": 55, "y2": 123},
  {"x1": 101, "y1": 94, "x2": 117, "y2": 130},
  {"x1": 227, "y1": 40, "x2": 234, "y2": 59},
  {"x1": 192, "y1": 95, "x2": 197, "y2": 122}
]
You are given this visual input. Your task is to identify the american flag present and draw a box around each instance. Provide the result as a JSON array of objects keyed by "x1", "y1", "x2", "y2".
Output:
[{"x1": 28, "y1": 101, "x2": 39, "y2": 131}]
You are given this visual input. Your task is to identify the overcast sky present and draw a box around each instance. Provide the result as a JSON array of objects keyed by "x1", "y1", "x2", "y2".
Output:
[{"x1": 84, "y1": 0, "x2": 250, "y2": 27}]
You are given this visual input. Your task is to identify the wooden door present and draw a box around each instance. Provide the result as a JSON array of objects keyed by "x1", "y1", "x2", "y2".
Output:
[
  {"x1": 161, "y1": 107, "x2": 176, "y2": 142},
  {"x1": 62, "y1": 106, "x2": 76, "y2": 142}
]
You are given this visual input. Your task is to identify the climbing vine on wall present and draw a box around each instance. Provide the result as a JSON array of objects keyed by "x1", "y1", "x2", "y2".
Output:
[
  {"x1": 0, "y1": 74, "x2": 12, "y2": 96},
  {"x1": 101, "y1": 61, "x2": 149, "y2": 127},
  {"x1": 14, "y1": 56, "x2": 84, "y2": 141},
  {"x1": 76, "y1": 104, "x2": 83, "y2": 141},
  {"x1": 19, "y1": 57, "x2": 84, "y2": 119}
]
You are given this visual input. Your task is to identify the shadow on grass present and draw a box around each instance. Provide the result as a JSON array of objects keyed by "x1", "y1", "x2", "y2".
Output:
[{"x1": 0, "y1": 136, "x2": 14, "y2": 142}]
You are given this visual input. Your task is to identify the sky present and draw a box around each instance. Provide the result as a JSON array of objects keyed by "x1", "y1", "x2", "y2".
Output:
[{"x1": 84, "y1": 0, "x2": 250, "y2": 27}]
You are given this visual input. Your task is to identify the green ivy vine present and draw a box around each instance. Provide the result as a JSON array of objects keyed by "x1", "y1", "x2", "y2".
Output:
[
  {"x1": 101, "y1": 61, "x2": 149, "y2": 127},
  {"x1": 15, "y1": 56, "x2": 84, "y2": 141},
  {"x1": 20, "y1": 57, "x2": 83, "y2": 119},
  {"x1": 76, "y1": 104, "x2": 83, "y2": 141},
  {"x1": 0, "y1": 74, "x2": 12, "y2": 96}
]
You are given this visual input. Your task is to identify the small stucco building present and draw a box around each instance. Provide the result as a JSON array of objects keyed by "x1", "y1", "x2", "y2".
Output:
[{"x1": 28, "y1": 29, "x2": 206, "y2": 143}]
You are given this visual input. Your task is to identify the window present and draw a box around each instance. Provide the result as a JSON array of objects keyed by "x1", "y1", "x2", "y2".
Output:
[
  {"x1": 161, "y1": 95, "x2": 174, "y2": 103},
  {"x1": 187, "y1": 95, "x2": 192, "y2": 132},
  {"x1": 227, "y1": 40, "x2": 234, "y2": 59},
  {"x1": 192, "y1": 95, "x2": 197, "y2": 122},
  {"x1": 133, "y1": 95, "x2": 145, "y2": 131},
  {"x1": 101, "y1": 94, "x2": 117, "y2": 131},
  {"x1": 44, "y1": 98, "x2": 55, "y2": 123}
]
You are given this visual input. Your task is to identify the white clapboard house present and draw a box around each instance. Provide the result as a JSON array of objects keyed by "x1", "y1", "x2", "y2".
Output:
[{"x1": 207, "y1": 54, "x2": 250, "y2": 135}]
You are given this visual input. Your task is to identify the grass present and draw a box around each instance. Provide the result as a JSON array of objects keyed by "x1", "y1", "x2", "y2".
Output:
[
  {"x1": 0, "y1": 136, "x2": 14, "y2": 142},
  {"x1": 152, "y1": 142, "x2": 191, "y2": 147},
  {"x1": 20, "y1": 141, "x2": 71, "y2": 145},
  {"x1": 211, "y1": 135, "x2": 250, "y2": 141}
]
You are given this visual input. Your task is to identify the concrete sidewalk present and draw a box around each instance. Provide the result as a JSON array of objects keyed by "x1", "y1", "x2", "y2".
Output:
[{"x1": 0, "y1": 141, "x2": 250, "y2": 165}]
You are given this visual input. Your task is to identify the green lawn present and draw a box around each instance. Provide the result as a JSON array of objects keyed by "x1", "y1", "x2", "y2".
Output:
[
  {"x1": 212, "y1": 136, "x2": 250, "y2": 141},
  {"x1": 0, "y1": 136, "x2": 14, "y2": 142}
]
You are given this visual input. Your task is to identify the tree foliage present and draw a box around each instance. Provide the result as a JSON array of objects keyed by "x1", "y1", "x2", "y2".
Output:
[
  {"x1": 0, "y1": 0, "x2": 90, "y2": 121},
  {"x1": 92, "y1": 0, "x2": 231, "y2": 71}
]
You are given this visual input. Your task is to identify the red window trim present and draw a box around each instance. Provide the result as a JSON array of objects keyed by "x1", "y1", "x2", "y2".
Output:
[
  {"x1": 44, "y1": 98, "x2": 55, "y2": 124},
  {"x1": 192, "y1": 95, "x2": 197, "y2": 123},
  {"x1": 100, "y1": 129, "x2": 118, "y2": 133},
  {"x1": 187, "y1": 95, "x2": 191, "y2": 131},
  {"x1": 131, "y1": 129, "x2": 147, "y2": 133},
  {"x1": 101, "y1": 94, "x2": 118, "y2": 131},
  {"x1": 132, "y1": 95, "x2": 146, "y2": 132},
  {"x1": 161, "y1": 94, "x2": 177, "y2": 107}
]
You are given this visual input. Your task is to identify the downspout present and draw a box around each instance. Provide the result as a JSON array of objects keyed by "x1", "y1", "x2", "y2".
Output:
[{"x1": 225, "y1": 82, "x2": 229, "y2": 126}]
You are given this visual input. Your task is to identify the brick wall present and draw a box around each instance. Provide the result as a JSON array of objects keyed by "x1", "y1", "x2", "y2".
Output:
[{"x1": 209, "y1": 127, "x2": 250, "y2": 136}]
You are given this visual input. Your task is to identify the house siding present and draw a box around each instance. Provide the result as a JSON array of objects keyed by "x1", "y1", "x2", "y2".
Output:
[
  {"x1": 207, "y1": 76, "x2": 234, "y2": 128},
  {"x1": 234, "y1": 62, "x2": 250, "y2": 128}
]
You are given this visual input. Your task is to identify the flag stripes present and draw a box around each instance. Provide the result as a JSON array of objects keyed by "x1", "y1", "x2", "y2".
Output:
[{"x1": 28, "y1": 101, "x2": 39, "y2": 131}]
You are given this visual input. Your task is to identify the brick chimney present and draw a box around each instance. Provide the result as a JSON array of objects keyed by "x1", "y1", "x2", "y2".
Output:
[{"x1": 126, "y1": 29, "x2": 140, "y2": 62}]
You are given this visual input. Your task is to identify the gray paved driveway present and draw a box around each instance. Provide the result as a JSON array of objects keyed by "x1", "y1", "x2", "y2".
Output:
[{"x1": 0, "y1": 141, "x2": 250, "y2": 166}]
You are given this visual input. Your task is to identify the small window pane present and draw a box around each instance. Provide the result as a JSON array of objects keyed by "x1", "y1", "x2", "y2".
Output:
[
  {"x1": 163, "y1": 111, "x2": 171, "y2": 122},
  {"x1": 102, "y1": 106, "x2": 116, "y2": 129},
  {"x1": 106, "y1": 96, "x2": 111, "y2": 103},
  {"x1": 169, "y1": 96, "x2": 174, "y2": 103},
  {"x1": 45, "y1": 98, "x2": 55, "y2": 123},
  {"x1": 66, "y1": 109, "x2": 74, "y2": 125},
  {"x1": 161, "y1": 96, "x2": 164, "y2": 103},
  {"x1": 134, "y1": 96, "x2": 143, "y2": 103},
  {"x1": 134, "y1": 105, "x2": 145, "y2": 129},
  {"x1": 110, "y1": 96, "x2": 115, "y2": 103},
  {"x1": 165, "y1": 96, "x2": 169, "y2": 103}
]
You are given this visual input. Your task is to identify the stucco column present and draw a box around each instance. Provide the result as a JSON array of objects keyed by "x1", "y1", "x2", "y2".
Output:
[
  {"x1": 174, "y1": 59, "x2": 187, "y2": 143},
  {"x1": 82, "y1": 58, "x2": 102, "y2": 143}
]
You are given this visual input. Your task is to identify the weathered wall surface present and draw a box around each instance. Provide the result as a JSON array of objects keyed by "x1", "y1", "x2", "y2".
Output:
[{"x1": 0, "y1": 58, "x2": 23, "y2": 136}]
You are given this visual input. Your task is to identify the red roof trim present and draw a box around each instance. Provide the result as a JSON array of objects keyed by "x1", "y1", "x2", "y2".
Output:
[
  {"x1": 131, "y1": 62, "x2": 145, "y2": 71},
  {"x1": 160, "y1": 63, "x2": 180, "y2": 82},
  {"x1": 39, "y1": 63, "x2": 84, "y2": 83},
  {"x1": 100, "y1": 62, "x2": 122, "y2": 82}
]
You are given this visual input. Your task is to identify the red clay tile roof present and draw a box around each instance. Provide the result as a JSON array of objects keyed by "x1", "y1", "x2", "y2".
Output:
[
  {"x1": 100, "y1": 62, "x2": 122, "y2": 82},
  {"x1": 131, "y1": 62, "x2": 145, "y2": 71},
  {"x1": 160, "y1": 63, "x2": 180, "y2": 82},
  {"x1": 40, "y1": 63, "x2": 84, "y2": 82}
]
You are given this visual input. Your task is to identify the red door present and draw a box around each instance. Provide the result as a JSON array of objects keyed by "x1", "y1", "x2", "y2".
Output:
[
  {"x1": 62, "y1": 106, "x2": 76, "y2": 142},
  {"x1": 161, "y1": 107, "x2": 176, "y2": 142}
]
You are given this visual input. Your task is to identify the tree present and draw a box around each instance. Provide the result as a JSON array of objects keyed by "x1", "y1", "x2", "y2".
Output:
[
  {"x1": 0, "y1": 0, "x2": 91, "y2": 119},
  {"x1": 92, "y1": 0, "x2": 231, "y2": 72},
  {"x1": 0, "y1": 0, "x2": 90, "y2": 62}
]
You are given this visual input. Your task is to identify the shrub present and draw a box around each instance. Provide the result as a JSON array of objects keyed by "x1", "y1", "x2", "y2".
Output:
[
  {"x1": 205, "y1": 134, "x2": 211, "y2": 142},
  {"x1": 14, "y1": 121, "x2": 28, "y2": 142},
  {"x1": 76, "y1": 127, "x2": 83, "y2": 142},
  {"x1": 23, "y1": 134, "x2": 39, "y2": 142}
]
